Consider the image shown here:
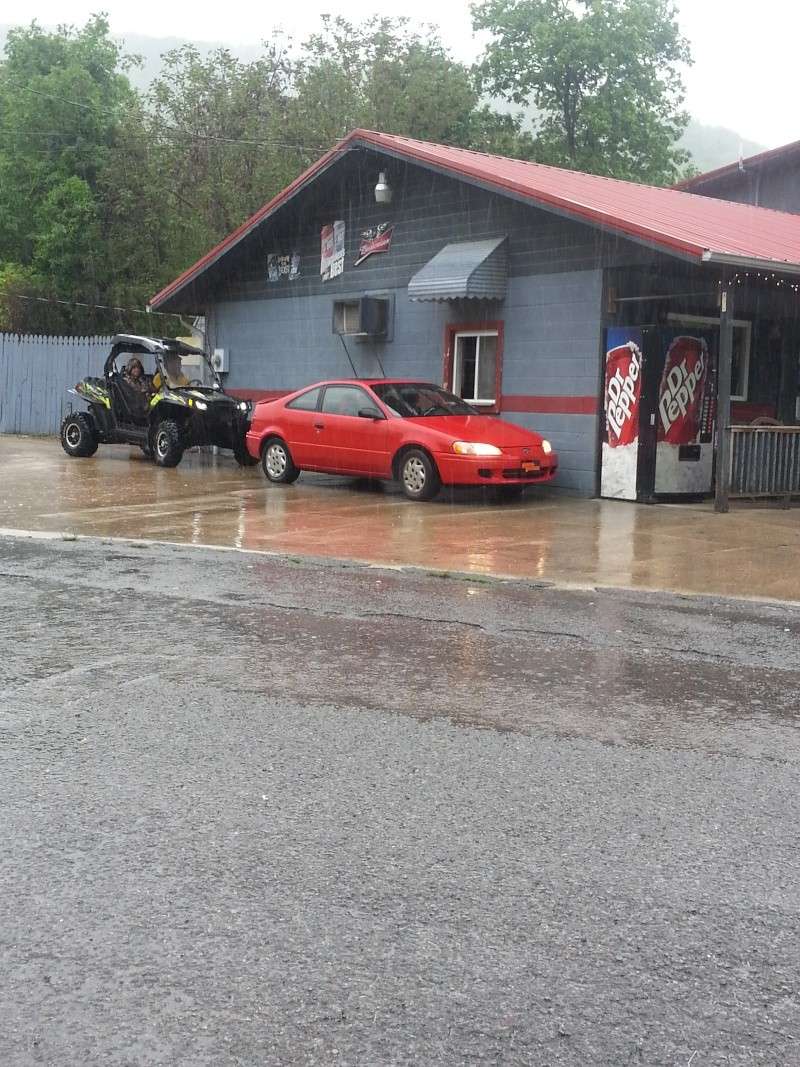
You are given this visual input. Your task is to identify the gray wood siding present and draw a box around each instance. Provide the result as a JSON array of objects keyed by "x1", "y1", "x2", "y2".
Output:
[
  {"x1": 203, "y1": 159, "x2": 647, "y2": 308},
  {"x1": 0, "y1": 334, "x2": 110, "y2": 436},
  {"x1": 688, "y1": 158, "x2": 800, "y2": 215}
]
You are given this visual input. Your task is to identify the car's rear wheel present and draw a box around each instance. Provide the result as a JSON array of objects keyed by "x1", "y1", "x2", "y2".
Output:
[
  {"x1": 60, "y1": 412, "x2": 98, "y2": 458},
  {"x1": 152, "y1": 419, "x2": 184, "y2": 468},
  {"x1": 399, "y1": 448, "x2": 440, "y2": 501},
  {"x1": 262, "y1": 437, "x2": 300, "y2": 484}
]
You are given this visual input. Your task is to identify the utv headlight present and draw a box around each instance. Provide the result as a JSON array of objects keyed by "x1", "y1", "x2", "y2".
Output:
[
  {"x1": 194, "y1": 400, "x2": 208, "y2": 411},
  {"x1": 452, "y1": 441, "x2": 503, "y2": 457},
  {"x1": 541, "y1": 440, "x2": 552, "y2": 455},
  {"x1": 238, "y1": 401, "x2": 249, "y2": 412}
]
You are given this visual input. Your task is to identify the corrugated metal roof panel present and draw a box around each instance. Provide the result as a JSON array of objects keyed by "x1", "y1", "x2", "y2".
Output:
[
  {"x1": 408, "y1": 236, "x2": 507, "y2": 301},
  {"x1": 151, "y1": 128, "x2": 800, "y2": 310}
]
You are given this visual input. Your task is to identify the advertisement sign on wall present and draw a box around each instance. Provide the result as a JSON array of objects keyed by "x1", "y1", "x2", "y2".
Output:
[
  {"x1": 355, "y1": 223, "x2": 394, "y2": 266},
  {"x1": 321, "y1": 220, "x2": 345, "y2": 280},
  {"x1": 267, "y1": 252, "x2": 301, "y2": 282}
]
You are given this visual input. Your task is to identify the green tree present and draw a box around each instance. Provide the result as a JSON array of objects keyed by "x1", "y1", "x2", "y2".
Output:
[
  {"x1": 472, "y1": 0, "x2": 692, "y2": 183},
  {"x1": 0, "y1": 16, "x2": 175, "y2": 333},
  {"x1": 290, "y1": 16, "x2": 534, "y2": 157},
  {"x1": 146, "y1": 42, "x2": 300, "y2": 259}
]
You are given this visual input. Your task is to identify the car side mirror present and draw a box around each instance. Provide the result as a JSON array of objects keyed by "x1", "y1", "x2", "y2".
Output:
[{"x1": 358, "y1": 407, "x2": 384, "y2": 420}]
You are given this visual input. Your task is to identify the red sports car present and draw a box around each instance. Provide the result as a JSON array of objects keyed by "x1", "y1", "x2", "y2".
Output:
[{"x1": 245, "y1": 379, "x2": 558, "y2": 501}]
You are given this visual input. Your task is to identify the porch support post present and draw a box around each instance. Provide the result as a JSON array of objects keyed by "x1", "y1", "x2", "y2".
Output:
[{"x1": 715, "y1": 284, "x2": 735, "y2": 513}]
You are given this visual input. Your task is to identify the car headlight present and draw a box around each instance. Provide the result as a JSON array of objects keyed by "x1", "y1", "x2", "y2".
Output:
[
  {"x1": 194, "y1": 400, "x2": 208, "y2": 411},
  {"x1": 452, "y1": 441, "x2": 503, "y2": 457},
  {"x1": 541, "y1": 440, "x2": 552, "y2": 454}
]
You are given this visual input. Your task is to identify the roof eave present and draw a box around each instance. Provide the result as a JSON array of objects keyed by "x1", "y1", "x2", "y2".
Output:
[{"x1": 701, "y1": 250, "x2": 800, "y2": 277}]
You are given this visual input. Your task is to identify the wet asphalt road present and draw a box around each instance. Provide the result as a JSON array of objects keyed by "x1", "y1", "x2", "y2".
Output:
[{"x1": 1, "y1": 535, "x2": 800, "y2": 1066}]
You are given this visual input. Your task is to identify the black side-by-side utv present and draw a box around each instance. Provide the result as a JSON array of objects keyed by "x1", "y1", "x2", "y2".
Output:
[{"x1": 60, "y1": 334, "x2": 256, "y2": 468}]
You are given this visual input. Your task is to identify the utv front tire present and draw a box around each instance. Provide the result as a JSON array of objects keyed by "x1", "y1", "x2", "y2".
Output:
[
  {"x1": 60, "y1": 412, "x2": 98, "y2": 458},
  {"x1": 152, "y1": 419, "x2": 184, "y2": 468},
  {"x1": 261, "y1": 437, "x2": 300, "y2": 484},
  {"x1": 233, "y1": 439, "x2": 259, "y2": 467}
]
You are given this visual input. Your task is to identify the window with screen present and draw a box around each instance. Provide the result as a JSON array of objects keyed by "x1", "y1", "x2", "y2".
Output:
[{"x1": 452, "y1": 331, "x2": 499, "y2": 405}]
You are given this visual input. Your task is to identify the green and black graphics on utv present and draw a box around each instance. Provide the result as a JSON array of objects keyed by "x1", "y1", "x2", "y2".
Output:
[{"x1": 60, "y1": 335, "x2": 256, "y2": 468}]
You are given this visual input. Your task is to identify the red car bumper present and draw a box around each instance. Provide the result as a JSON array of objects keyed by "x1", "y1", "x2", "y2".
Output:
[{"x1": 435, "y1": 452, "x2": 559, "y2": 486}]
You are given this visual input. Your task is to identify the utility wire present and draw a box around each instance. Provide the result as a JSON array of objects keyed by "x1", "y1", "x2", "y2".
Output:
[
  {"x1": 3, "y1": 81, "x2": 328, "y2": 152},
  {"x1": 11, "y1": 293, "x2": 182, "y2": 318}
]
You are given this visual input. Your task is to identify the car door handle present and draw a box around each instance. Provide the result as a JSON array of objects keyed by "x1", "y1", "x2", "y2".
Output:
[{"x1": 313, "y1": 422, "x2": 324, "y2": 430}]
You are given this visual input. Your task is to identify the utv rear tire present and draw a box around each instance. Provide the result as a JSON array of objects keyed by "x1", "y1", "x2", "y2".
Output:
[
  {"x1": 261, "y1": 437, "x2": 300, "y2": 484},
  {"x1": 60, "y1": 412, "x2": 98, "y2": 458},
  {"x1": 152, "y1": 419, "x2": 184, "y2": 468},
  {"x1": 399, "y1": 448, "x2": 440, "y2": 501}
]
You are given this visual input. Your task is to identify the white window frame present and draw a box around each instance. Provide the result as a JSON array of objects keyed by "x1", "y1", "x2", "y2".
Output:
[
  {"x1": 666, "y1": 313, "x2": 752, "y2": 401},
  {"x1": 452, "y1": 330, "x2": 499, "y2": 407}
]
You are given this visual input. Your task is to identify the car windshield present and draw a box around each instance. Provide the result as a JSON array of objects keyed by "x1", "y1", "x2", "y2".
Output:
[{"x1": 372, "y1": 383, "x2": 477, "y2": 417}]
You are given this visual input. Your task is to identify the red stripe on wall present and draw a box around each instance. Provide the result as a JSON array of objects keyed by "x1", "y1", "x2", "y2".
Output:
[{"x1": 501, "y1": 395, "x2": 597, "y2": 415}]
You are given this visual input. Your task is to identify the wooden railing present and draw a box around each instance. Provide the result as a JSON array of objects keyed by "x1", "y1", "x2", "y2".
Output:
[{"x1": 729, "y1": 425, "x2": 800, "y2": 498}]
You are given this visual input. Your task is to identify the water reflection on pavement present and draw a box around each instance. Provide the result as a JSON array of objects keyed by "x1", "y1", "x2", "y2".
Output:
[{"x1": 2, "y1": 435, "x2": 799, "y2": 601}]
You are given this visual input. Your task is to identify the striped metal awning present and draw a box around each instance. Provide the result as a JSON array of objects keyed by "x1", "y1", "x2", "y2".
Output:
[{"x1": 408, "y1": 236, "x2": 507, "y2": 301}]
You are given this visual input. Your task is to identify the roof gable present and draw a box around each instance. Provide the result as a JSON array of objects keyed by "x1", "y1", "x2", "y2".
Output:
[{"x1": 150, "y1": 129, "x2": 800, "y2": 310}]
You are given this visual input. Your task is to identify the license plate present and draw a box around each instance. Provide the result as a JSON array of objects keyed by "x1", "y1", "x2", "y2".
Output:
[{"x1": 521, "y1": 460, "x2": 540, "y2": 473}]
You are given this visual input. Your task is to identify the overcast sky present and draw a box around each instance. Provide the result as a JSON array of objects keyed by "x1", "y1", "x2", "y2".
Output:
[{"x1": 6, "y1": 0, "x2": 798, "y2": 148}]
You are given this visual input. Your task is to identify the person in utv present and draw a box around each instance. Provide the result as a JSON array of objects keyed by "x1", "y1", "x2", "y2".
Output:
[
  {"x1": 123, "y1": 357, "x2": 150, "y2": 395},
  {"x1": 152, "y1": 353, "x2": 190, "y2": 391}
]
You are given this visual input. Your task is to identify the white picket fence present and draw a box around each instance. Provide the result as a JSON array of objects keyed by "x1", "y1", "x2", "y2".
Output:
[{"x1": 0, "y1": 333, "x2": 112, "y2": 435}]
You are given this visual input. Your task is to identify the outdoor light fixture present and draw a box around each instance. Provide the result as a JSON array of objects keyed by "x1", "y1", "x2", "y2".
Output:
[{"x1": 374, "y1": 171, "x2": 392, "y2": 204}]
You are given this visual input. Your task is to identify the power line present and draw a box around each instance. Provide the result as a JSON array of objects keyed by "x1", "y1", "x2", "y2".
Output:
[
  {"x1": 3, "y1": 80, "x2": 328, "y2": 152},
  {"x1": 12, "y1": 294, "x2": 181, "y2": 317}
]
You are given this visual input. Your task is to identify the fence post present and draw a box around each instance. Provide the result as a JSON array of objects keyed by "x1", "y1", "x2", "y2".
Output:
[{"x1": 715, "y1": 287, "x2": 735, "y2": 514}]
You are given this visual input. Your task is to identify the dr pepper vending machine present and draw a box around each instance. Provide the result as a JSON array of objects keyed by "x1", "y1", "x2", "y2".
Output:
[{"x1": 601, "y1": 326, "x2": 718, "y2": 501}]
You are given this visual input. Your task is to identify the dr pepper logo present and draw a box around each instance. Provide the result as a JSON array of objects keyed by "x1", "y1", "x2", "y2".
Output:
[
  {"x1": 658, "y1": 336, "x2": 708, "y2": 445},
  {"x1": 605, "y1": 342, "x2": 642, "y2": 447}
]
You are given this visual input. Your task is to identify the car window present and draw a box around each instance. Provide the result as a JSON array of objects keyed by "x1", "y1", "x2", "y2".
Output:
[
  {"x1": 372, "y1": 383, "x2": 476, "y2": 417},
  {"x1": 321, "y1": 385, "x2": 370, "y2": 417},
  {"x1": 286, "y1": 386, "x2": 322, "y2": 411}
]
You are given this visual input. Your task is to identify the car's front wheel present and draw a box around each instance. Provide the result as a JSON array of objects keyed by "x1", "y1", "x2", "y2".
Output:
[
  {"x1": 152, "y1": 419, "x2": 184, "y2": 468},
  {"x1": 399, "y1": 448, "x2": 440, "y2": 501},
  {"x1": 60, "y1": 412, "x2": 98, "y2": 458},
  {"x1": 261, "y1": 437, "x2": 300, "y2": 484}
]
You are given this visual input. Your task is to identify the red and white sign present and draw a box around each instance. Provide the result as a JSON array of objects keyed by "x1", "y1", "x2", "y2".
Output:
[
  {"x1": 355, "y1": 223, "x2": 394, "y2": 266},
  {"x1": 657, "y1": 336, "x2": 708, "y2": 445},
  {"x1": 605, "y1": 342, "x2": 642, "y2": 447}
]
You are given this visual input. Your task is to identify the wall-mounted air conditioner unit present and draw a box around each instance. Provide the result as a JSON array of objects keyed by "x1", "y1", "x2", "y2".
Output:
[{"x1": 332, "y1": 296, "x2": 388, "y2": 338}]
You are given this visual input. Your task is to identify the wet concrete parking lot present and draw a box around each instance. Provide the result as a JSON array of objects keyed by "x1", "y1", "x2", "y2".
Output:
[
  {"x1": 3, "y1": 434, "x2": 800, "y2": 1064},
  {"x1": 2, "y1": 434, "x2": 800, "y2": 601}
]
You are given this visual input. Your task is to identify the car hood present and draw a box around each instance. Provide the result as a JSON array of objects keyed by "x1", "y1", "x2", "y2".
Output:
[{"x1": 404, "y1": 414, "x2": 544, "y2": 448}]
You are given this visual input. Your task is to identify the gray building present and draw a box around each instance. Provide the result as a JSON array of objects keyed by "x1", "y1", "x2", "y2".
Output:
[
  {"x1": 677, "y1": 140, "x2": 800, "y2": 214},
  {"x1": 150, "y1": 130, "x2": 800, "y2": 499}
]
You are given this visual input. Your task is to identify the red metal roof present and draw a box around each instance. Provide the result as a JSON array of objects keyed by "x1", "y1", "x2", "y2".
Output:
[
  {"x1": 150, "y1": 129, "x2": 800, "y2": 310},
  {"x1": 675, "y1": 139, "x2": 800, "y2": 191}
]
